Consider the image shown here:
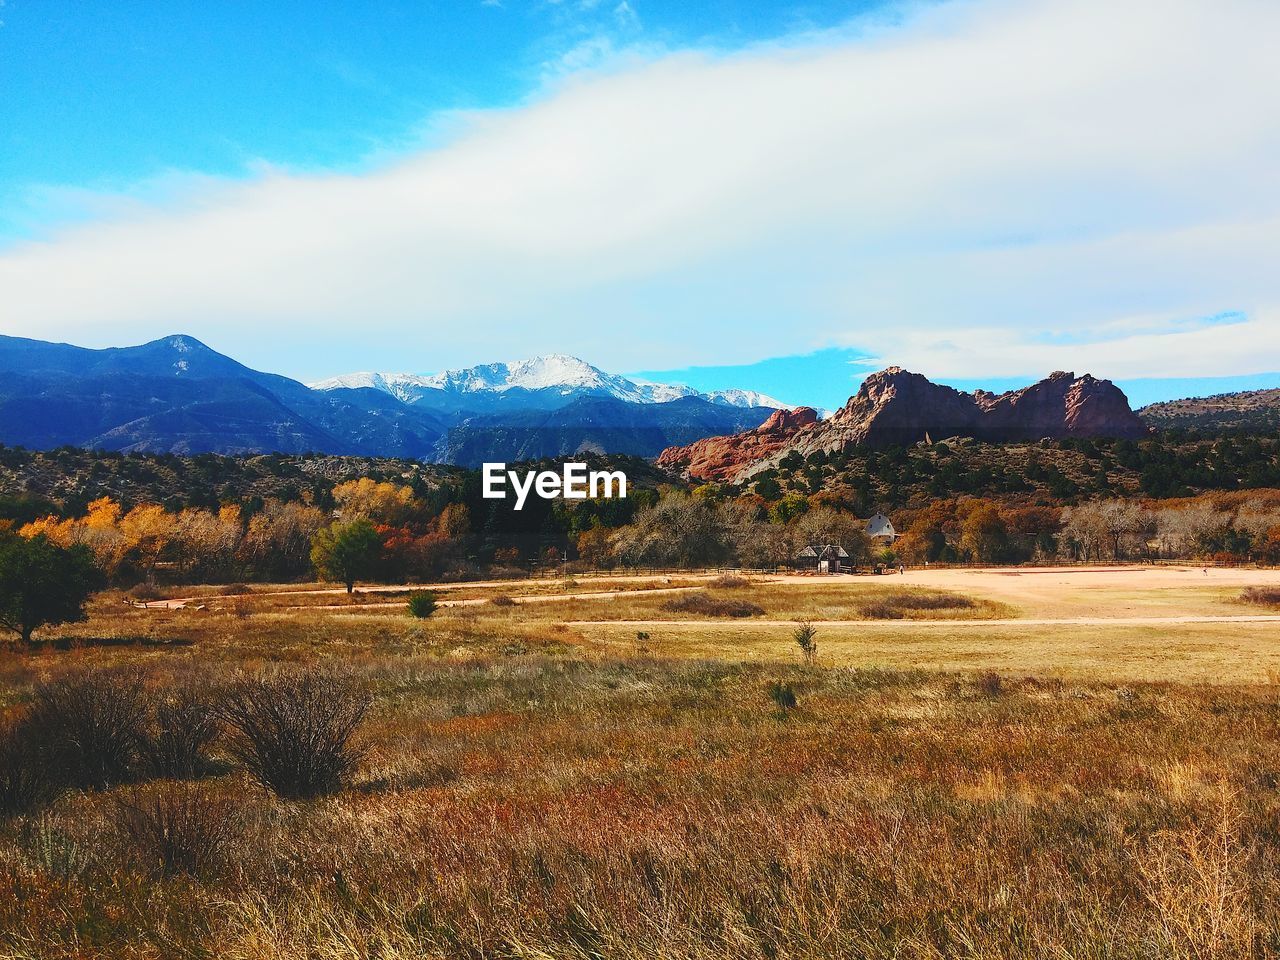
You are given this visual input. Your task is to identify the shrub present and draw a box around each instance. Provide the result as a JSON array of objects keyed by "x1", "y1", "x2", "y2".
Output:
[
  {"x1": 408, "y1": 591, "x2": 438, "y2": 618},
  {"x1": 768, "y1": 681, "x2": 798, "y2": 712},
  {"x1": 28, "y1": 668, "x2": 149, "y2": 790},
  {"x1": 793, "y1": 621, "x2": 818, "y2": 666},
  {"x1": 0, "y1": 715, "x2": 60, "y2": 816},
  {"x1": 128, "y1": 582, "x2": 162, "y2": 602},
  {"x1": 489, "y1": 595, "x2": 516, "y2": 607},
  {"x1": 218, "y1": 583, "x2": 252, "y2": 596},
  {"x1": 487, "y1": 565, "x2": 528, "y2": 580},
  {"x1": 859, "y1": 590, "x2": 975, "y2": 619},
  {"x1": 709, "y1": 574, "x2": 750, "y2": 589},
  {"x1": 19, "y1": 815, "x2": 88, "y2": 881},
  {"x1": 661, "y1": 592, "x2": 763, "y2": 618},
  {"x1": 139, "y1": 685, "x2": 219, "y2": 779},
  {"x1": 1241, "y1": 587, "x2": 1280, "y2": 607},
  {"x1": 976, "y1": 671, "x2": 1004, "y2": 698},
  {"x1": 218, "y1": 671, "x2": 371, "y2": 799},
  {"x1": 858, "y1": 602, "x2": 904, "y2": 620},
  {"x1": 113, "y1": 782, "x2": 241, "y2": 878}
]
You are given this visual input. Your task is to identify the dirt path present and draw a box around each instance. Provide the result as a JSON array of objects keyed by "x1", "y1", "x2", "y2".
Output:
[
  {"x1": 568, "y1": 614, "x2": 1280, "y2": 628},
  {"x1": 139, "y1": 572, "x2": 737, "y2": 610},
  {"x1": 136, "y1": 565, "x2": 1280, "y2": 621},
  {"x1": 311, "y1": 585, "x2": 704, "y2": 611}
]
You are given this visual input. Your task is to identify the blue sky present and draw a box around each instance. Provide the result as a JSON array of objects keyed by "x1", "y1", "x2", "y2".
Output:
[
  {"x1": 637, "y1": 349, "x2": 1280, "y2": 412},
  {"x1": 1, "y1": 0, "x2": 1278, "y2": 407},
  {"x1": 0, "y1": 0, "x2": 886, "y2": 239}
]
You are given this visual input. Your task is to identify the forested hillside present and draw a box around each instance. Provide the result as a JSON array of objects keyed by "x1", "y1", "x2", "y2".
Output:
[
  {"x1": 1139, "y1": 388, "x2": 1280, "y2": 433},
  {"x1": 728, "y1": 431, "x2": 1280, "y2": 512}
]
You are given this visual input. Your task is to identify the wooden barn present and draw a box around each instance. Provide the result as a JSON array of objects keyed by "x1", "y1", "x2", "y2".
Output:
[{"x1": 795, "y1": 544, "x2": 851, "y2": 574}]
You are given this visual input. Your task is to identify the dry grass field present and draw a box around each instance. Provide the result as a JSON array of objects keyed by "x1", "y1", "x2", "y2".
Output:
[{"x1": 4, "y1": 566, "x2": 1280, "y2": 958}]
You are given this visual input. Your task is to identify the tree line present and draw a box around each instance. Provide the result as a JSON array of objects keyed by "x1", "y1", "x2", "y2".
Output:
[{"x1": 892, "y1": 491, "x2": 1280, "y2": 564}]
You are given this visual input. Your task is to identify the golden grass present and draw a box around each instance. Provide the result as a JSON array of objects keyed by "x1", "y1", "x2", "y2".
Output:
[
  {"x1": 5, "y1": 651, "x2": 1280, "y2": 958},
  {"x1": 580, "y1": 618, "x2": 1280, "y2": 683},
  {"x1": 5, "y1": 568, "x2": 1280, "y2": 955}
]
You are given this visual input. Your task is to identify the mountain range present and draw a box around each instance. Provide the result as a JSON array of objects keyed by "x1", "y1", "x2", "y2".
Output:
[
  {"x1": 3, "y1": 334, "x2": 1274, "y2": 473},
  {"x1": 311, "y1": 356, "x2": 783, "y2": 413},
  {"x1": 0, "y1": 334, "x2": 780, "y2": 464}
]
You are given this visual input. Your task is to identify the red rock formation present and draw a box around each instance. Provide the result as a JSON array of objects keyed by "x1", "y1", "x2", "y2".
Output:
[
  {"x1": 657, "y1": 367, "x2": 1148, "y2": 482},
  {"x1": 657, "y1": 406, "x2": 819, "y2": 481},
  {"x1": 973, "y1": 370, "x2": 1147, "y2": 439}
]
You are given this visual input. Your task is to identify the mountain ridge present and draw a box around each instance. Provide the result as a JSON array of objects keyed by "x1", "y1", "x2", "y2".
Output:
[
  {"x1": 310, "y1": 355, "x2": 787, "y2": 412},
  {"x1": 1139, "y1": 387, "x2": 1280, "y2": 433},
  {"x1": 659, "y1": 367, "x2": 1149, "y2": 483}
]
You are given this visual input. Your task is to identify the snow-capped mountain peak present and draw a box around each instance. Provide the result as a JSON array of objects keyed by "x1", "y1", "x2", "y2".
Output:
[{"x1": 311, "y1": 355, "x2": 788, "y2": 412}]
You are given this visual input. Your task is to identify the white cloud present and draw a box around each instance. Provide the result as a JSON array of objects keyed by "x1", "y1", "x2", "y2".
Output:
[{"x1": 1, "y1": 0, "x2": 1278, "y2": 382}]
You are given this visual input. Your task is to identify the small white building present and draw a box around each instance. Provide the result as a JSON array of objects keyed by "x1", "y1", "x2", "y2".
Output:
[{"x1": 865, "y1": 513, "x2": 896, "y2": 544}]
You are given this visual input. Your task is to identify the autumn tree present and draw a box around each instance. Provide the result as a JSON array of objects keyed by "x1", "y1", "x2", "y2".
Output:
[
  {"x1": 576, "y1": 525, "x2": 613, "y2": 567},
  {"x1": 119, "y1": 503, "x2": 178, "y2": 579},
  {"x1": 242, "y1": 501, "x2": 327, "y2": 579},
  {"x1": 958, "y1": 503, "x2": 1010, "y2": 562},
  {"x1": 436, "y1": 503, "x2": 471, "y2": 541},
  {"x1": 1003, "y1": 506, "x2": 1062, "y2": 560},
  {"x1": 332, "y1": 479, "x2": 420, "y2": 526},
  {"x1": 895, "y1": 501, "x2": 954, "y2": 563},
  {"x1": 1258, "y1": 525, "x2": 1280, "y2": 565},
  {"x1": 173, "y1": 504, "x2": 242, "y2": 579},
  {"x1": 612, "y1": 494, "x2": 733, "y2": 568}
]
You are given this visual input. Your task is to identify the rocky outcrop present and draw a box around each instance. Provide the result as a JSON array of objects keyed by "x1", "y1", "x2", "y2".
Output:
[
  {"x1": 658, "y1": 367, "x2": 1148, "y2": 482},
  {"x1": 656, "y1": 406, "x2": 819, "y2": 481},
  {"x1": 973, "y1": 371, "x2": 1147, "y2": 440}
]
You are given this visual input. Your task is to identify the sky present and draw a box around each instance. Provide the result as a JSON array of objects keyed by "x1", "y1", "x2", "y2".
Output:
[{"x1": 2, "y1": 0, "x2": 1279, "y2": 408}]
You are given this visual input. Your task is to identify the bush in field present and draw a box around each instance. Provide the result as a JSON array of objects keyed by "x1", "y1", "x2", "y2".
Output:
[
  {"x1": 489, "y1": 594, "x2": 516, "y2": 607},
  {"x1": 310, "y1": 519, "x2": 382, "y2": 594},
  {"x1": 661, "y1": 591, "x2": 763, "y2": 618},
  {"x1": 859, "y1": 601, "x2": 905, "y2": 620},
  {"x1": 976, "y1": 671, "x2": 1004, "y2": 698},
  {"x1": 128, "y1": 581, "x2": 162, "y2": 602},
  {"x1": 709, "y1": 574, "x2": 750, "y2": 589},
  {"x1": 113, "y1": 781, "x2": 241, "y2": 878},
  {"x1": 139, "y1": 685, "x2": 219, "y2": 779},
  {"x1": 0, "y1": 715, "x2": 61, "y2": 816},
  {"x1": 859, "y1": 590, "x2": 976, "y2": 619},
  {"x1": 768, "y1": 681, "x2": 798, "y2": 713},
  {"x1": 0, "y1": 533, "x2": 104, "y2": 648},
  {"x1": 1241, "y1": 587, "x2": 1280, "y2": 607},
  {"x1": 28, "y1": 668, "x2": 149, "y2": 790},
  {"x1": 218, "y1": 671, "x2": 371, "y2": 799},
  {"x1": 793, "y1": 621, "x2": 818, "y2": 666},
  {"x1": 407, "y1": 590, "x2": 438, "y2": 618}
]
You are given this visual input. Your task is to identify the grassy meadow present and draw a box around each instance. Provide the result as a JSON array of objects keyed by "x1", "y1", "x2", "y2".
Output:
[{"x1": 3, "y1": 570, "x2": 1280, "y2": 958}]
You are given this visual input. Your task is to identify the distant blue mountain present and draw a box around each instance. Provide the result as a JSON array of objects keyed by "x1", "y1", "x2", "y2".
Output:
[{"x1": 0, "y1": 334, "x2": 775, "y2": 461}]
